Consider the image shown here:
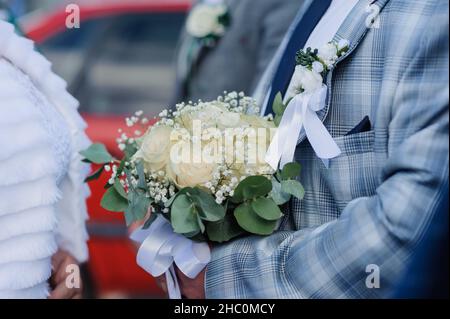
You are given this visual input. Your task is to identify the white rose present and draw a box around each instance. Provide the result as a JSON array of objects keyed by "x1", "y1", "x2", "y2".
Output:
[
  {"x1": 241, "y1": 114, "x2": 275, "y2": 129},
  {"x1": 312, "y1": 61, "x2": 324, "y2": 73},
  {"x1": 299, "y1": 66, "x2": 323, "y2": 93},
  {"x1": 186, "y1": 4, "x2": 222, "y2": 38},
  {"x1": 133, "y1": 125, "x2": 173, "y2": 172},
  {"x1": 318, "y1": 42, "x2": 338, "y2": 65},
  {"x1": 195, "y1": 103, "x2": 241, "y2": 129},
  {"x1": 218, "y1": 112, "x2": 241, "y2": 128},
  {"x1": 168, "y1": 141, "x2": 218, "y2": 189}
]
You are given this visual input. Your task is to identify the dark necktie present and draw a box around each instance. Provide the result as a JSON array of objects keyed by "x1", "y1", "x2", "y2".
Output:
[{"x1": 265, "y1": 0, "x2": 332, "y2": 115}]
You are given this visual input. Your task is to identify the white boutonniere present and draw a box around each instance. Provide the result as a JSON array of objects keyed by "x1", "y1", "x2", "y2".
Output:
[
  {"x1": 266, "y1": 39, "x2": 350, "y2": 170},
  {"x1": 286, "y1": 39, "x2": 350, "y2": 98},
  {"x1": 186, "y1": 2, "x2": 231, "y2": 46}
]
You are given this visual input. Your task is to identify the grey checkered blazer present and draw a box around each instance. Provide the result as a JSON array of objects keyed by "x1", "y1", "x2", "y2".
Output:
[{"x1": 205, "y1": 0, "x2": 449, "y2": 298}]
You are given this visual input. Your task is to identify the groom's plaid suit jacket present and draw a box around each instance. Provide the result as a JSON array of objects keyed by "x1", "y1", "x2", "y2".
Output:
[{"x1": 206, "y1": 0, "x2": 449, "y2": 298}]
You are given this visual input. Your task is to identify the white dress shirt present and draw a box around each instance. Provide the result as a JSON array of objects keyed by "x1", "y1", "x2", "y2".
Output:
[{"x1": 257, "y1": 0, "x2": 359, "y2": 113}]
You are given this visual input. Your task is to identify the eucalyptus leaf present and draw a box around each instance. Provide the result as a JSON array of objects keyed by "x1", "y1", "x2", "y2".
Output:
[
  {"x1": 84, "y1": 166, "x2": 104, "y2": 183},
  {"x1": 80, "y1": 143, "x2": 113, "y2": 164},
  {"x1": 135, "y1": 161, "x2": 148, "y2": 191},
  {"x1": 184, "y1": 230, "x2": 201, "y2": 239},
  {"x1": 125, "y1": 190, "x2": 151, "y2": 226},
  {"x1": 124, "y1": 142, "x2": 138, "y2": 160},
  {"x1": 272, "y1": 92, "x2": 285, "y2": 116},
  {"x1": 171, "y1": 194, "x2": 199, "y2": 234},
  {"x1": 196, "y1": 214, "x2": 206, "y2": 234},
  {"x1": 189, "y1": 188, "x2": 225, "y2": 222},
  {"x1": 124, "y1": 209, "x2": 136, "y2": 226},
  {"x1": 281, "y1": 162, "x2": 302, "y2": 180},
  {"x1": 281, "y1": 179, "x2": 305, "y2": 200},
  {"x1": 164, "y1": 194, "x2": 178, "y2": 208},
  {"x1": 274, "y1": 114, "x2": 283, "y2": 127},
  {"x1": 114, "y1": 179, "x2": 128, "y2": 199},
  {"x1": 232, "y1": 176, "x2": 272, "y2": 202},
  {"x1": 206, "y1": 213, "x2": 244, "y2": 243},
  {"x1": 100, "y1": 187, "x2": 128, "y2": 213},
  {"x1": 234, "y1": 203, "x2": 277, "y2": 235},
  {"x1": 251, "y1": 197, "x2": 283, "y2": 221},
  {"x1": 269, "y1": 178, "x2": 291, "y2": 205}
]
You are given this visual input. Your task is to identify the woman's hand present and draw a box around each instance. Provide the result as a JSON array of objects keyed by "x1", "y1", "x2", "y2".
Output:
[{"x1": 49, "y1": 249, "x2": 83, "y2": 299}]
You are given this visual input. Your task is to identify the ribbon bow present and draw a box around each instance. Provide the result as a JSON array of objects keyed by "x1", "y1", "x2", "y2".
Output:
[
  {"x1": 130, "y1": 216, "x2": 210, "y2": 299},
  {"x1": 265, "y1": 85, "x2": 341, "y2": 169}
]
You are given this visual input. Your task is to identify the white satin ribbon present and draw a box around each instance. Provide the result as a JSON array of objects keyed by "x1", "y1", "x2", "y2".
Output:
[
  {"x1": 130, "y1": 216, "x2": 210, "y2": 299},
  {"x1": 265, "y1": 85, "x2": 341, "y2": 170}
]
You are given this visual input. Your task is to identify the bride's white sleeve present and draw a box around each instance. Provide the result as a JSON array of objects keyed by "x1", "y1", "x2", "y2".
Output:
[
  {"x1": 0, "y1": 22, "x2": 91, "y2": 298},
  {"x1": 0, "y1": 22, "x2": 91, "y2": 264},
  {"x1": 35, "y1": 59, "x2": 92, "y2": 264},
  {"x1": 0, "y1": 59, "x2": 60, "y2": 296},
  {"x1": 53, "y1": 102, "x2": 92, "y2": 263}
]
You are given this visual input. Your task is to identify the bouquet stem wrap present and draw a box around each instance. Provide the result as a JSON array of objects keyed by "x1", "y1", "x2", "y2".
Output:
[
  {"x1": 130, "y1": 216, "x2": 210, "y2": 299},
  {"x1": 265, "y1": 85, "x2": 341, "y2": 169}
]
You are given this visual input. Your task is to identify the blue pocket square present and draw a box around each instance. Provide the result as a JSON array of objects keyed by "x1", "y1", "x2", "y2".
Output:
[{"x1": 345, "y1": 116, "x2": 372, "y2": 136}]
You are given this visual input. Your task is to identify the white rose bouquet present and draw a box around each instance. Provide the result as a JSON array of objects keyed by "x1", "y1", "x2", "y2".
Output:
[{"x1": 81, "y1": 92, "x2": 305, "y2": 243}]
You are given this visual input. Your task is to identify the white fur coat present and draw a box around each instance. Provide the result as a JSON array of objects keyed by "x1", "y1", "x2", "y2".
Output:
[{"x1": 0, "y1": 21, "x2": 91, "y2": 298}]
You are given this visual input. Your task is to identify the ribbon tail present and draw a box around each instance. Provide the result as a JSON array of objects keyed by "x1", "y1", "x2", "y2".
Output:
[
  {"x1": 304, "y1": 107, "x2": 341, "y2": 160},
  {"x1": 279, "y1": 95, "x2": 309, "y2": 168},
  {"x1": 265, "y1": 95, "x2": 304, "y2": 170},
  {"x1": 166, "y1": 265, "x2": 182, "y2": 299}
]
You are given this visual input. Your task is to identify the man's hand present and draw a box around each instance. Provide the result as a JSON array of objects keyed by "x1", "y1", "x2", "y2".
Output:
[
  {"x1": 176, "y1": 267, "x2": 206, "y2": 299},
  {"x1": 49, "y1": 249, "x2": 82, "y2": 299},
  {"x1": 155, "y1": 267, "x2": 206, "y2": 299}
]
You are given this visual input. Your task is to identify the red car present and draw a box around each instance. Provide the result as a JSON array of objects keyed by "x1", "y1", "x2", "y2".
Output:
[{"x1": 21, "y1": 0, "x2": 191, "y2": 298}]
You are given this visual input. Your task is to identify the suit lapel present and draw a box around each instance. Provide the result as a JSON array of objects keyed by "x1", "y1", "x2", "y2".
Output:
[{"x1": 297, "y1": 0, "x2": 391, "y2": 145}]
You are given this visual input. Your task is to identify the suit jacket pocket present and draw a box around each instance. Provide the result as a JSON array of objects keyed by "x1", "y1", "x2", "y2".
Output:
[
  {"x1": 334, "y1": 130, "x2": 375, "y2": 156},
  {"x1": 322, "y1": 130, "x2": 379, "y2": 210}
]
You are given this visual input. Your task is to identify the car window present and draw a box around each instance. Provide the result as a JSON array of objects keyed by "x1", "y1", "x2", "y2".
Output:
[{"x1": 40, "y1": 12, "x2": 186, "y2": 117}]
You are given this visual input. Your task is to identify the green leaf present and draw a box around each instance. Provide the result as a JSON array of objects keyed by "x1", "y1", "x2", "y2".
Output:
[
  {"x1": 183, "y1": 229, "x2": 201, "y2": 239},
  {"x1": 189, "y1": 188, "x2": 226, "y2": 222},
  {"x1": 206, "y1": 213, "x2": 245, "y2": 243},
  {"x1": 124, "y1": 210, "x2": 136, "y2": 226},
  {"x1": 101, "y1": 187, "x2": 128, "y2": 213},
  {"x1": 135, "y1": 161, "x2": 148, "y2": 191},
  {"x1": 234, "y1": 203, "x2": 277, "y2": 235},
  {"x1": 84, "y1": 166, "x2": 104, "y2": 183},
  {"x1": 251, "y1": 197, "x2": 283, "y2": 221},
  {"x1": 232, "y1": 176, "x2": 272, "y2": 202},
  {"x1": 164, "y1": 194, "x2": 178, "y2": 208},
  {"x1": 124, "y1": 190, "x2": 151, "y2": 226},
  {"x1": 269, "y1": 178, "x2": 291, "y2": 205},
  {"x1": 196, "y1": 214, "x2": 206, "y2": 234},
  {"x1": 274, "y1": 114, "x2": 283, "y2": 127},
  {"x1": 114, "y1": 179, "x2": 128, "y2": 199},
  {"x1": 281, "y1": 179, "x2": 305, "y2": 200},
  {"x1": 80, "y1": 143, "x2": 113, "y2": 164},
  {"x1": 171, "y1": 194, "x2": 199, "y2": 234},
  {"x1": 124, "y1": 142, "x2": 138, "y2": 160},
  {"x1": 242, "y1": 176, "x2": 273, "y2": 200},
  {"x1": 280, "y1": 162, "x2": 302, "y2": 180},
  {"x1": 116, "y1": 159, "x2": 126, "y2": 176},
  {"x1": 272, "y1": 92, "x2": 285, "y2": 116}
]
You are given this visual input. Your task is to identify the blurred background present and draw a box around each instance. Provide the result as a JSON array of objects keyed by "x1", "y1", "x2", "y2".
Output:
[{"x1": 1, "y1": 0, "x2": 192, "y2": 298}]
